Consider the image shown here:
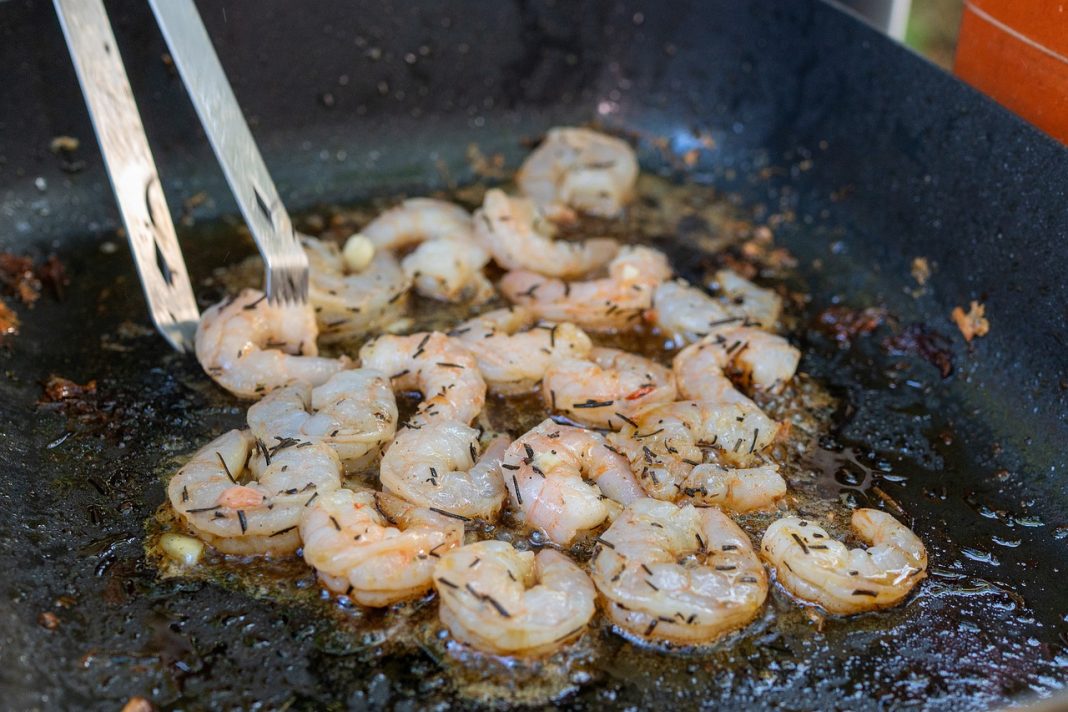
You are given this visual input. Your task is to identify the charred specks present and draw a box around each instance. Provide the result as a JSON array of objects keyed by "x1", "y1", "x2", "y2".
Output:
[
  {"x1": 573, "y1": 399, "x2": 614, "y2": 409},
  {"x1": 256, "y1": 438, "x2": 272, "y2": 466},
  {"x1": 429, "y1": 507, "x2": 471, "y2": 522},
  {"x1": 412, "y1": 334, "x2": 431, "y2": 358},
  {"x1": 216, "y1": 452, "x2": 235, "y2": 483}
]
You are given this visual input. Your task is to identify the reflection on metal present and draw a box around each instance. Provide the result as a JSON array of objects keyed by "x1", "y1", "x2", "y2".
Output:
[
  {"x1": 148, "y1": 0, "x2": 309, "y2": 307},
  {"x1": 53, "y1": 0, "x2": 199, "y2": 352}
]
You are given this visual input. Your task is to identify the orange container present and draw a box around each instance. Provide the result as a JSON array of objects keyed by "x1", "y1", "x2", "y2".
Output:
[{"x1": 954, "y1": 0, "x2": 1068, "y2": 143}]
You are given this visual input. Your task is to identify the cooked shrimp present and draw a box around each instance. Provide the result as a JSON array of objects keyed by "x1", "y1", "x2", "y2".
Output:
[
  {"x1": 299, "y1": 488, "x2": 464, "y2": 606},
  {"x1": 434, "y1": 540, "x2": 596, "y2": 655},
  {"x1": 245, "y1": 369, "x2": 397, "y2": 472},
  {"x1": 680, "y1": 464, "x2": 786, "y2": 512},
  {"x1": 516, "y1": 127, "x2": 639, "y2": 218},
  {"x1": 607, "y1": 400, "x2": 780, "y2": 500},
  {"x1": 674, "y1": 332, "x2": 799, "y2": 397},
  {"x1": 714, "y1": 269, "x2": 782, "y2": 328},
  {"x1": 379, "y1": 423, "x2": 510, "y2": 519},
  {"x1": 195, "y1": 289, "x2": 350, "y2": 399},
  {"x1": 473, "y1": 189, "x2": 618, "y2": 278},
  {"x1": 542, "y1": 347, "x2": 676, "y2": 429},
  {"x1": 504, "y1": 419, "x2": 644, "y2": 545},
  {"x1": 363, "y1": 197, "x2": 472, "y2": 248},
  {"x1": 362, "y1": 198, "x2": 492, "y2": 303},
  {"x1": 358, "y1": 332, "x2": 486, "y2": 427},
  {"x1": 500, "y1": 246, "x2": 672, "y2": 331},
  {"x1": 451, "y1": 307, "x2": 592, "y2": 394},
  {"x1": 710, "y1": 328, "x2": 800, "y2": 393},
  {"x1": 591, "y1": 498, "x2": 768, "y2": 644},
  {"x1": 671, "y1": 337, "x2": 748, "y2": 403},
  {"x1": 649, "y1": 280, "x2": 735, "y2": 346},
  {"x1": 167, "y1": 429, "x2": 341, "y2": 555},
  {"x1": 761, "y1": 509, "x2": 927, "y2": 615},
  {"x1": 301, "y1": 235, "x2": 410, "y2": 344},
  {"x1": 402, "y1": 236, "x2": 494, "y2": 303}
]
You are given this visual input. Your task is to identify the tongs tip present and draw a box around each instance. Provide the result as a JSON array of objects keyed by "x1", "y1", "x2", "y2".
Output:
[{"x1": 266, "y1": 263, "x2": 309, "y2": 306}]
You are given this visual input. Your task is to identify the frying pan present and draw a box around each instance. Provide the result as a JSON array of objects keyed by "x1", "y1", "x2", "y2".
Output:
[{"x1": 2, "y1": 0, "x2": 1067, "y2": 709}]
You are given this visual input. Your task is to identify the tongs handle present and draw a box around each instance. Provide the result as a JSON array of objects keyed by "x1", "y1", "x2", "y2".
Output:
[
  {"x1": 148, "y1": 0, "x2": 308, "y2": 306},
  {"x1": 54, "y1": 0, "x2": 200, "y2": 352}
]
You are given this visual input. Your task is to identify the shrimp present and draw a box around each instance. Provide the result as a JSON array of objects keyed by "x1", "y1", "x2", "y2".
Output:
[
  {"x1": 301, "y1": 235, "x2": 410, "y2": 344},
  {"x1": 516, "y1": 127, "x2": 639, "y2": 218},
  {"x1": 402, "y1": 237, "x2": 494, "y2": 304},
  {"x1": 591, "y1": 498, "x2": 768, "y2": 645},
  {"x1": 434, "y1": 540, "x2": 596, "y2": 655},
  {"x1": 379, "y1": 423, "x2": 510, "y2": 519},
  {"x1": 473, "y1": 189, "x2": 618, "y2": 278},
  {"x1": 542, "y1": 347, "x2": 676, "y2": 429},
  {"x1": 714, "y1": 269, "x2": 782, "y2": 328},
  {"x1": 680, "y1": 464, "x2": 787, "y2": 512},
  {"x1": 607, "y1": 400, "x2": 780, "y2": 500},
  {"x1": 167, "y1": 429, "x2": 342, "y2": 555},
  {"x1": 504, "y1": 419, "x2": 644, "y2": 545},
  {"x1": 671, "y1": 337, "x2": 748, "y2": 403},
  {"x1": 245, "y1": 369, "x2": 397, "y2": 472},
  {"x1": 648, "y1": 280, "x2": 736, "y2": 347},
  {"x1": 500, "y1": 245, "x2": 672, "y2": 331},
  {"x1": 760, "y1": 509, "x2": 927, "y2": 615},
  {"x1": 362, "y1": 198, "x2": 492, "y2": 303},
  {"x1": 451, "y1": 307, "x2": 593, "y2": 394},
  {"x1": 299, "y1": 488, "x2": 464, "y2": 606},
  {"x1": 195, "y1": 288, "x2": 350, "y2": 399},
  {"x1": 358, "y1": 332, "x2": 486, "y2": 427},
  {"x1": 711, "y1": 328, "x2": 800, "y2": 393},
  {"x1": 363, "y1": 197, "x2": 472, "y2": 247},
  {"x1": 674, "y1": 331, "x2": 799, "y2": 397}
]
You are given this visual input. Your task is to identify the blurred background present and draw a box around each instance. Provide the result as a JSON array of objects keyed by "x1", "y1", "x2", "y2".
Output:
[
  {"x1": 840, "y1": 0, "x2": 1068, "y2": 144},
  {"x1": 903, "y1": 0, "x2": 963, "y2": 69}
]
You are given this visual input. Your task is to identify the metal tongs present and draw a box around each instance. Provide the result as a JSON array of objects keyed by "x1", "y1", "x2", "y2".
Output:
[{"x1": 54, "y1": 0, "x2": 308, "y2": 352}]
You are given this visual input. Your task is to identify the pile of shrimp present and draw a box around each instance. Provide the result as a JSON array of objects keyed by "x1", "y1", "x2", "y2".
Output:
[{"x1": 171, "y1": 126, "x2": 927, "y2": 660}]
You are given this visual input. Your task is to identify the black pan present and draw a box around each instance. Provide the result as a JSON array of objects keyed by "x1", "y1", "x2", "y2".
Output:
[{"x1": 2, "y1": 1, "x2": 1067, "y2": 709}]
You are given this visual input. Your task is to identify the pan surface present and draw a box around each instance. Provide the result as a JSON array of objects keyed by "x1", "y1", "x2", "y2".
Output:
[{"x1": 1, "y1": 1, "x2": 1067, "y2": 709}]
